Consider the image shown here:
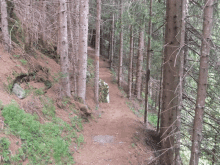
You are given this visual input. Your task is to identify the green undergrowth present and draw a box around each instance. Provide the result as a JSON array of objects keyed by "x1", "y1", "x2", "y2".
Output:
[
  {"x1": 1, "y1": 101, "x2": 84, "y2": 164},
  {"x1": 87, "y1": 57, "x2": 95, "y2": 85},
  {"x1": 125, "y1": 100, "x2": 158, "y2": 127}
]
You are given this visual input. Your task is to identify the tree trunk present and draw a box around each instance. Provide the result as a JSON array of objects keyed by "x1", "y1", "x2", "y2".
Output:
[
  {"x1": 128, "y1": 25, "x2": 133, "y2": 99},
  {"x1": 59, "y1": 0, "x2": 71, "y2": 97},
  {"x1": 118, "y1": 0, "x2": 123, "y2": 87},
  {"x1": 190, "y1": 0, "x2": 214, "y2": 164},
  {"x1": 110, "y1": 0, "x2": 115, "y2": 69},
  {"x1": 160, "y1": 1, "x2": 182, "y2": 164},
  {"x1": 94, "y1": 0, "x2": 101, "y2": 106},
  {"x1": 24, "y1": 0, "x2": 31, "y2": 51},
  {"x1": 175, "y1": 0, "x2": 186, "y2": 164},
  {"x1": 41, "y1": 0, "x2": 47, "y2": 45},
  {"x1": 78, "y1": 0, "x2": 89, "y2": 103},
  {"x1": 144, "y1": 0, "x2": 153, "y2": 125},
  {"x1": 73, "y1": 0, "x2": 80, "y2": 97},
  {"x1": 1, "y1": 0, "x2": 11, "y2": 52},
  {"x1": 67, "y1": 1, "x2": 76, "y2": 96},
  {"x1": 135, "y1": 27, "x2": 144, "y2": 100}
]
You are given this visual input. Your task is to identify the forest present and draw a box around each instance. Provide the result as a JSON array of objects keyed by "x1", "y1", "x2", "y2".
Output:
[{"x1": 0, "y1": 0, "x2": 219, "y2": 164}]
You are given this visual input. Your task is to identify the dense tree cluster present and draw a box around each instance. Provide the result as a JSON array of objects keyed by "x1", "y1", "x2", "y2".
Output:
[{"x1": 1, "y1": 0, "x2": 220, "y2": 164}]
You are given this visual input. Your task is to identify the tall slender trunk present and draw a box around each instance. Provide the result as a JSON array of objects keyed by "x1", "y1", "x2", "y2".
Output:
[
  {"x1": 135, "y1": 27, "x2": 144, "y2": 99},
  {"x1": 59, "y1": 0, "x2": 71, "y2": 97},
  {"x1": 190, "y1": 1, "x2": 214, "y2": 164},
  {"x1": 67, "y1": 1, "x2": 76, "y2": 95},
  {"x1": 1, "y1": 0, "x2": 11, "y2": 52},
  {"x1": 157, "y1": 71, "x2": 162, "y2": 132},
  {"x1": 118, "y1": 0, "x2": 123, "y2": 87},
  {"x1": 24, "y1": 0, "x2": 31, "y2": 51},
  {"x1": 41, "y1": 0, "x2": 47, "y2": 45},
  {"x1": 128, "y1": 25, "x2": 133, "y2": 99},
  {"x1": 94, "y1": 0, "x2": 101, "y2": 106},
  {"x1": 73, "y1": 0, "x2": 80, "y2": 97},
  {"x1": 144, "y1": 0, "x2": 153, "y2": 125},
  {"x1": 110, "y1": 0, "x2": 115, "y2": 69},
  {"x1": 157, "y1": 0, "x2": 166, "y2": 133},
  {"x1": 175, "y1": 0, "x2": 186, "y2": 164},
  {"x1": 160, "y1": 1, "x2": 182, "y2": 164},
  {"x1": 78, "y1": 0, "x2": 89, "y2": 103}
]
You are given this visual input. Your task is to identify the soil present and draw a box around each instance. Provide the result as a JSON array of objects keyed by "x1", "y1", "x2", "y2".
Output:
[
  {"x1": 74, "y1": 47, "x2": 154, "y2": 165},
  {"x1": 0, "y1": 45, "x2": 155, "y2": 164}
]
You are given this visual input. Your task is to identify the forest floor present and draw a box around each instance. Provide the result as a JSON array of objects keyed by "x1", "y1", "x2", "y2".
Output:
[
  {"x1": 74, "y1": 47, "x2": 155, "y2": 165},
  {"x1": 0, "y1": 45, "x2": 156, "y2": 164}
]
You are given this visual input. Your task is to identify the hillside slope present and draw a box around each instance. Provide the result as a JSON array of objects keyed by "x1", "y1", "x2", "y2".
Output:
[{"x1": 0, "y1": 45, "x2": 155, "y2": 164}]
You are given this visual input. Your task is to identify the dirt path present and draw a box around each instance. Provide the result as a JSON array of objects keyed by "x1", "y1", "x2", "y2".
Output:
[{"x1": 74, "y1": 47, "x2": 153, "y2": 165}]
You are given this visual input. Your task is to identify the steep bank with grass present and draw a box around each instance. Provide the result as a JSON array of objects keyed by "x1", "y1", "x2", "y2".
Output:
[
  {"x1": 0, "y1": 45, "x2": 157, "y2": 164},
  {"x1": 0, "y1": 44, "x2": 88, "y2": 164}
]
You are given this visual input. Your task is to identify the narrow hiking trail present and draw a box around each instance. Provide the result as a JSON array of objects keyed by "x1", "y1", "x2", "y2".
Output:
[{"x1": 74, "y1": 47, "x2": 153, "y2": 165}]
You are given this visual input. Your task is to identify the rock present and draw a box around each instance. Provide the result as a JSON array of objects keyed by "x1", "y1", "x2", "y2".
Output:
[
  {"x1": 99, "y1": 79, "x2": 110, "y2": 103},
  {"x1": 93, "y1": 135, "x2": 115, "y2": 144},
  {"x1": 12, "y1": 83, "x2": 26, "y2": 99}
]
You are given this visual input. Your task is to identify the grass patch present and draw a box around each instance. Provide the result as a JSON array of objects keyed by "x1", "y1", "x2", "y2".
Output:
[
  {"x1": 41, "y1": 97, "x2": 56, "y2": 119},
  {"x1": 148, "y1": 113, "x2": 157, "y2": 127},
  {"x1": 3, "y1": 76, "x2": 13, "y2": 94},
  {"x1": 2, "y1": 102, "x2": 78, "y2": 164},
  {"x1": 0, "y1": 137, "x2": 11, "y2": 163},
  {"x1": 110, "y1": 68, "x2": 117, "y2": 84},
  {"x1": 34, "y1": 88, "x2": 45, "y2": 95},
  {"x1": 87, "y1": 57, "x2": 95, "y2": 85},
  {"x1": 19, "y1": 59, "x2": 27, "y2": 65},
  {"x1": 70, "y1": 116, "x2": 83, "y2": 132}
]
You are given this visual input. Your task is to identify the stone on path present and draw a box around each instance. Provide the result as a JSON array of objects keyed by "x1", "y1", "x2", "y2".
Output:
[
  {"x1": 93, "y1": 135, "x2": 115, "y2": 144},
  {"x1": 99, "y1": 79, "x2": 110, "y2": 103}
]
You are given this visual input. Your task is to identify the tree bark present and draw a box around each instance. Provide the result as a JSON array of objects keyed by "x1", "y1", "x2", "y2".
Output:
[
  {"x1": 160, "y1": 0, "x2": 182, "y2": 164},
  {"x1": 144, "y1": 0, "x2": 153, "y2": 125},
  {"x1": 59, "y1": 0, "x2": 71, "y2": 97},
  {"x1": 24, "y1": 0, "x2": 31, "y2": 51},
  {"x1": 1, "y1": 0, "x2": 11, "y2": 52},
  {"x1": 41, "y1": 0, "x2": 47, "y2": 45},
  {"x1": 110, "y1": 0, "x2": 115, "y2": 69},
  {"x1": 135, "y1": 27, "x2": 144, "y2": 99},
  {"x1": 175, "y1": 0, "x2": 186, "y2": 164},
  {"x1": 78, "y1": 0, "x2": 89, "y2": 103},
  {"x1": 73, "y1": 0, "x2": 80, "y2": 97},
  {"x1": 94, "y1": 0, "x2": 101, "y2": 106},
  {"x1": 190, "y1": 1, "x2": 214, "y2": 164},
  {"x1": 128, "y1": 25, "x2": 133, "y2": 99},
  {"x1": 118, "y1": 0, "x2": 123, "y2": 87}
]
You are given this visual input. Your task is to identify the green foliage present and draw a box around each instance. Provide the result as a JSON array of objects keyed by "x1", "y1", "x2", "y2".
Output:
[
  {"x1": 52, "y1": 72, "x2": 63, "y2": 83},
  {"x1": 99, "y1": 79, "x2": 110, "y2": 103},
  {"x1": 3, "y1": 76, "x2": 13, "y2": 94},
  {"x1": 87, "y1": 57, "x2": 95, "y2": 84},
  {"x1": 12, "y1": 54, "x2": 20, "y2": 58},
  {"x1": 0, "y1": 137, "x2": 11, "y2": 163},
  {"x1": 76, "y1": 134, "x2": 84, "y2": 147},
  {"x1": 34, "y1": 88, "x2": 45, "y2": 95},
  {"x1": 70, "y1": 116, "x2": 83, "y2": 132},
  {"x1": 148, "y1": 113, "x2": 157, "y2": 127},
  {"x1": 131, "y1": 143, "x2": 136, "y2": 148},
  {"x1": 110, "y1": 68, "x2": 117, "y2": 84},
  {"x1": 87, "y1": 57, "x2": 94, "y2": 67},
  {"x1": 19, "y1": 59, "x2": 27, "y2": 65},
  {"x1": 2, "y1": 102, "x2": 75, "y2": 164},
  {"x1": 41, "y1": 97, "x2": 56, "y2": 118}
]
